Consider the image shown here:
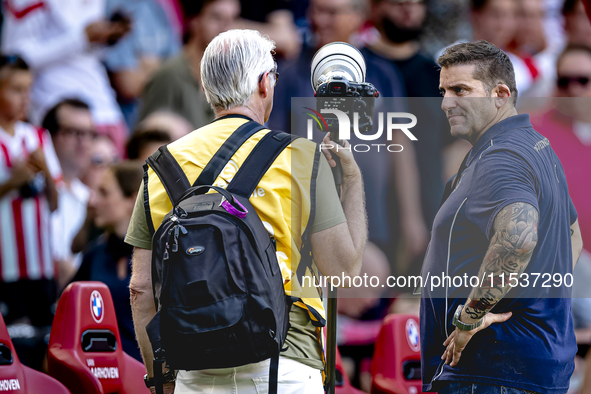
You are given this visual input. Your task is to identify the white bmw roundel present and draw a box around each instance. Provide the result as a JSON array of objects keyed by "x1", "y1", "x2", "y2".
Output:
[
  {"x1": 406, "y1": 318, "x2": 420, "y2": 352},
  {"x1": 90, "y1": 290, "x2": 104, "y2": 323}
]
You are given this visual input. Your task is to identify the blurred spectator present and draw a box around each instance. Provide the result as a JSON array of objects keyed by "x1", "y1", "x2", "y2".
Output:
[
  {"x1": 104, "y1": 0, "x2": 181, "y2": 129},
  {"x1": 136, "y1": 110, "x2": 194, "y2": 141},
  {"x1": 530, "y1": 45, "x2": 591, "y2": 250},
  {"x1": 512, "y1": 0, "x2": 547, "y2": 57},
  {"x1": 0, "y1": 55, "x2": 60, "y2": 369},
  {"x1": 232, "y1": 0, "x2": 300, "y2": 59},
  {"x1": 1, "y1": 0, "x2": 131, "y2": 154},
  {"x1": 138, "y1": 0, "x2": 240, "y2": 128},
  {"x1": 367, "y1": 0, "x2": 464, "y2": 273},
  {"x1": 126, "y1": 129, "x2": 172, "y2": 161},
  {"x1": 268, "y1": 0, "x2": 427, "y2": 276},
  {"x1": 80, "y1": 135, "x2": 119, "y2": 193},
  {"x1": 42, "y1": 99, "x2": 94, "y2": 288},
  {"x1": 72, "y1": 160, "x2": 143, "y2": 361},
  {"x1": 564, "y1": 0, "x2": 591, "y2": 47},
  {"x1": 72, "y1": 135, "x2": 119, "y2": 255},
  {"x1": 470, "y1": 0, "x2": 534, "y2": 94}
]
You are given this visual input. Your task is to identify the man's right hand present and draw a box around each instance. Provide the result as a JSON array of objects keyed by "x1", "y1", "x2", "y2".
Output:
[
  {"x1": 321, "y1": 133, "x2": 361, "y2": 182},
  {"x1": 85, "y1": 20, "x2": 130, "y2": 45}
]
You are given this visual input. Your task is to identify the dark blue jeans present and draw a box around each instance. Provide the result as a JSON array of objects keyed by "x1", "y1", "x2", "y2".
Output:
[{"x1": 438, "y1": 382, "x2": 540, "y2": 394}]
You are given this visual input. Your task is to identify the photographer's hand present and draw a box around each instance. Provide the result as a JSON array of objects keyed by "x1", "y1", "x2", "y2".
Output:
[{"x1": 321, "y1": 133, "x2": 361, "y2": 182}]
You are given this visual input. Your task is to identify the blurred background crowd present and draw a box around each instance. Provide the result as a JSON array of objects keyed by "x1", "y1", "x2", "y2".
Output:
[{"x1": 1, "y1": 0, "x2": 591, "y2": 392}]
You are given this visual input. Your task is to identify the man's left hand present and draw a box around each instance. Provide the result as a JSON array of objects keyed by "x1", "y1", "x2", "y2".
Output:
[{"x1": 442, "y1": 311, "x2": 512, "y2": 367}]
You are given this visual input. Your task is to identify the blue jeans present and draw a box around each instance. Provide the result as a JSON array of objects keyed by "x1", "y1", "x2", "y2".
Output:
[{"x1": 438, "y1": 382, "x2": 540, "y2": 394}]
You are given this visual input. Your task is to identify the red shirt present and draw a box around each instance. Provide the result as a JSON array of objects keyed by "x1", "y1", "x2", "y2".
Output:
[{"x1": 531, "y1": 109, "x2": 591, "y2": 249}]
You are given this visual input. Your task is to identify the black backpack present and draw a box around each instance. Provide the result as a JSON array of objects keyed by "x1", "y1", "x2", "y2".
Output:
[{"x1": 144, "y1": 121, "x2": 296, "y2": 394}]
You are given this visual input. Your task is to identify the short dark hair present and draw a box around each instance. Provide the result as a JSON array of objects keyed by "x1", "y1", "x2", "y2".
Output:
[
  {"x1": 557, "y1": 44, "x2": 591, "y2": 70},
  {"x1": 470, "y1": 0, "x2": 490, "y2": 12},
  {"x1": 437, "y1": 40, "x2": 518, "y2": 105},
  {"x1": 181, "y1": 0, "x2": 218, "y2": 43},
  {"x1": 110, "y1": 160, "x2": 144, "y2": 198},
  {"x1": 0, "y1": 54, "x2": 29, "y2": 81},
  {"x1": 42, "y1": 98, "x2": 90, "y2": 136},
  {"x1": 126, "y1": 129, "x2": 172, "y2": 160},
  {"x1": 562, "y1": 0, "x2": 580, "y2": 16}
]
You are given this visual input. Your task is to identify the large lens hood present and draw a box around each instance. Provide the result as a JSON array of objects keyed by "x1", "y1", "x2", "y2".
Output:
[{"x1": 310, "y1": 42, "x2": 367, "y2": 92}]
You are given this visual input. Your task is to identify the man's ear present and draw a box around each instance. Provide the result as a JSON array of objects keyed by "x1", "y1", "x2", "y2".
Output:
[
  {"x1": 258, "y1": 71, "x2": 269, "y2": 99},
  {"x1": 493, "y1": 84, "x2": 512, "y2": 108}
]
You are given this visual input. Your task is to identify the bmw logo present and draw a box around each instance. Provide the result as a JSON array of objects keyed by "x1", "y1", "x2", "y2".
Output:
[
  {"x1": 406, "y1": 319, "x2": 420, "y2": 352},
  {"x1": 90, "y1": 290, "x2": 104, "y2": 323}
]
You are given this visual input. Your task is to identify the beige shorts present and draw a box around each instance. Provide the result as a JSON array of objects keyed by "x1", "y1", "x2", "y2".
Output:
[{"x1": 174, "y1": 356, "x2": 324, "y2": 394}]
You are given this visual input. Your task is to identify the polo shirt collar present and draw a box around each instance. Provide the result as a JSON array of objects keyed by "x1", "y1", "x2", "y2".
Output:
[{"x1": 468, "y1": 114, "x2": 532, "y2": 164}]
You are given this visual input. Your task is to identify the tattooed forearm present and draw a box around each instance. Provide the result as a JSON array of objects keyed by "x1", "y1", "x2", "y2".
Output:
[{"x1": 462, "y1": 202, "x2": 539, "y2": 322}]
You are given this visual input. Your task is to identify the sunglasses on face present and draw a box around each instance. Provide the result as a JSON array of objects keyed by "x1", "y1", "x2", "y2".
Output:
[{"x1": 557, "y1": 76, "x2": 591, "y2": 89}]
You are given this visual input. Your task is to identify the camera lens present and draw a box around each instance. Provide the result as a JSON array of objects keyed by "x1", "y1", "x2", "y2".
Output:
[{"x1": 310, "y1": 42, "x2": 366, "y2": 92}]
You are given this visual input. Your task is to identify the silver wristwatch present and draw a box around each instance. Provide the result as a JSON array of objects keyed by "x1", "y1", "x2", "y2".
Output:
[{"x1": 452, "y1": 304, "x2": 484, "y2": 331}]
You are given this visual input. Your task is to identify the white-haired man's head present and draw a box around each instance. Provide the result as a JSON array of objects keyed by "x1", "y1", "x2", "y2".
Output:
[{"x1": 201, "y1": 29, "x2": 278, "y2": 121}]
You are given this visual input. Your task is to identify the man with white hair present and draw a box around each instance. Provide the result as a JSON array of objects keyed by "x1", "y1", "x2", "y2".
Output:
[{"x1": 125, "y1": 29, "x2": 367, "y2": 393}]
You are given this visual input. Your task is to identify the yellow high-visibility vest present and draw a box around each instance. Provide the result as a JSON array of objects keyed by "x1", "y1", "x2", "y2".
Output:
[{"x1": 144, "y1": 115, "x2": 327, "y2": 336}]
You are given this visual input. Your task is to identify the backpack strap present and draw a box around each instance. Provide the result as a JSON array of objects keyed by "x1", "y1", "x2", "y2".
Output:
[
  {"x1": 227, "y1": 130, "x2": 297, "y2": 197},
  {"x1": 145, "y1": 120, "x2": 265, "y2": 207},
  {"x1": 194, "y1": 121, "x2": 266, "y2": 187},
  {"x1": 146, "y1": 145, "x2": 190, "y2": 206}
]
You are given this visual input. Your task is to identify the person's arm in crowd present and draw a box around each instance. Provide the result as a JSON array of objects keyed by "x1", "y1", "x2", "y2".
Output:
[
  {"x1": 442, "y1": 202, "x2": 539, "y2": 366},
  {"x1": 0, "y1": 161, "x2": 33, "y2": 199},
  {"x1": 391, "y1": 134, "x2": 429, "y2": 258},
  {"x1": 2, "y1": 4, "x2": 128, "y2": 69},
  {"x1": 111, "y1": 57, "x2": 162, "y2": 101},
  {"x1": 571, "y1": 219, "x2": 583, "y2": 269},
  {"x1": 28, "y1": 149, "x2": 58, "y2": 212},
  {"x1": 310, "y1": 135, "x2": 368, "y2": 279},
  {"x1": 233, "y1": 10, "x2": 300, "y2": 59}
]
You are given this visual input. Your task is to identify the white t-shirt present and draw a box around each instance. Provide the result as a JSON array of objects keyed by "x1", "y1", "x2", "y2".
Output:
[
  {"x1": 51, "y1": 177, "x2": 89, "y2": 270},
  {"x1": 0, "y1": 121, "x2": 62, "y2": 282},
  {"x1": 1, "y1": 0, "x2": 123, "y2": 126}
]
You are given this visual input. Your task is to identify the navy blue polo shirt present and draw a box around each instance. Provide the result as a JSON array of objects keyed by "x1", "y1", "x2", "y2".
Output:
[{"x1": 420, "y1": 114, "x2": 578, "y2": 393}]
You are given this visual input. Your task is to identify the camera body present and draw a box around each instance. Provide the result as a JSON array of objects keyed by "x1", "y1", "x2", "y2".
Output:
[
  {"x1": 311, "y1": 42, "x2": 378, "y2": 135},
  {"x1": 315, "y1": 76, "x2": 378, "y2": 134}
]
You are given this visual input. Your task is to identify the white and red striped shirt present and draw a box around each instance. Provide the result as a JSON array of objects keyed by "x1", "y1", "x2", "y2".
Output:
[{"x1": 0, "y1": 121, "x2": 61, "y2": 283}]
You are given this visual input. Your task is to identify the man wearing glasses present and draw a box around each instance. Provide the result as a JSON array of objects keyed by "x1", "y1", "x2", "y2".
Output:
[{"x1": 42, "y1": 99, "x2": 96, "y2": 287}]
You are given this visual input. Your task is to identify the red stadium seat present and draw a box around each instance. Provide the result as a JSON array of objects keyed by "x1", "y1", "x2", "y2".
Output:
[
  {"x1": 371, "y1": 314, "x2": 424, "y2": 394},
  {"x1": 48, "y1": 282, "x2": 149, "y2": 394},
  {"x1": 335, "y1": 345, "x2": 365, "y2": 394},
  {"x1": 0, "y1": 314, "x2": 70, "y2": 393}
]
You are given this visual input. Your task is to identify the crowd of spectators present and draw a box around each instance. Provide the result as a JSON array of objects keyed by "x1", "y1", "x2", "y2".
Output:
[{"x1": 0, "y1": 0, "x2": 590, "y2": 391}]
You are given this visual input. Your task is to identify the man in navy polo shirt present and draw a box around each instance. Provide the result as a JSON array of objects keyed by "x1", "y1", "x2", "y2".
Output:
[{"x1": 420, "y1": 40, "x2": 584, "y2": 394}]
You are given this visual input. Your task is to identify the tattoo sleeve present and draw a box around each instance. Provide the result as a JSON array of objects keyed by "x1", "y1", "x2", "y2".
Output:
[{"x1": 462, "y1": 202, "x2": 539, "y2": 322}]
